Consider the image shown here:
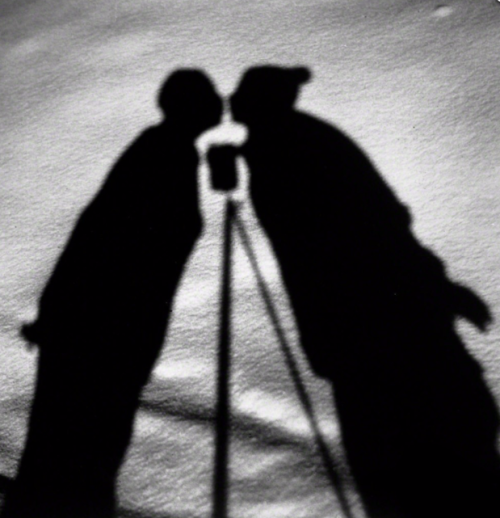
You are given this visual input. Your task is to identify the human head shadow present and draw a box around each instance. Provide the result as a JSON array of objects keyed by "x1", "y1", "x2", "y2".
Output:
[
  {"x1": 231, "y1": 65, "x2": 500, "y2": 518},
  {"x1": 2, "y1": 70, "x2": 223, "y2": 518}
]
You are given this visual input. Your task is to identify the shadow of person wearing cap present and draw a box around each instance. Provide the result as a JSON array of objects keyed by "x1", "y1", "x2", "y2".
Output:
[
  {"x1": 2, "y1": 70, "x2": 223, "y2": 518},
  {"x1": 231, "y1": 65, "x2": 500, "y2": 518}
]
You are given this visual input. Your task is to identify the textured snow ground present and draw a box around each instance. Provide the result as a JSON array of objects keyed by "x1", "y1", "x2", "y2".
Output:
[{"x1": 1, "y1": 1, "x2": 500, "y2": 517}]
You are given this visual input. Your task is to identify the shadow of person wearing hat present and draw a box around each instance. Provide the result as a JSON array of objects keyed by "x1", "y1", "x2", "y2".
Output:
[
  {"x1": 231, "y1": 65, "x2": 500, "y2": 518},
  {"x1": 2, "y1": 69, "x2": 223, "y2": 518}
]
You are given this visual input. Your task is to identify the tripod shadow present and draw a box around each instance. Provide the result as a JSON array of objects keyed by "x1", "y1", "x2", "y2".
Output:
[
  {"x1": 2, "y1": 70, "x2": 223, "y2": 518},
  {"x1": 231, "y1": 65, "x2": 500, "y2": 518}
]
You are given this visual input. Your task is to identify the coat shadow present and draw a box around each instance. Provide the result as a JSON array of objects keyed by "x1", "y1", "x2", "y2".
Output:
[
  {"x1": 230, "y1": 65, "x2": 500, "y2": 518},
  {"x1": 1, "y1": 70, "x2": 223, "y2": 518}
]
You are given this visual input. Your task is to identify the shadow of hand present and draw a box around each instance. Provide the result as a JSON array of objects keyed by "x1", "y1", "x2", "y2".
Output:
[{"x1": 452, "y1": 284, "x2": 492, "y2": 331}]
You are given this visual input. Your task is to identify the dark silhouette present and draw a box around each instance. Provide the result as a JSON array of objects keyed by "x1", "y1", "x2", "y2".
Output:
[
  {"x1": 207, "y1": 146, "x2": 239, "y2": 192},
  {"x1": 2, "y1": 70, "x2": 223, "y2": 518},
  {"x1": 231, "y1": 65, "x2": 500, "y2": 518}
]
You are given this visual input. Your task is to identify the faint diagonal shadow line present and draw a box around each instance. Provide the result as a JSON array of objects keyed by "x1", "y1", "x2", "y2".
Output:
[
  {"x1": 117, "y1": 506, "x2": 189, "y2": 518},
  {"x1": 140, "y1": 391, "x2": 338, "y2": 454},
  {"x1": 232, "y1": 206, "x2": 354, "y2": 518}
]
